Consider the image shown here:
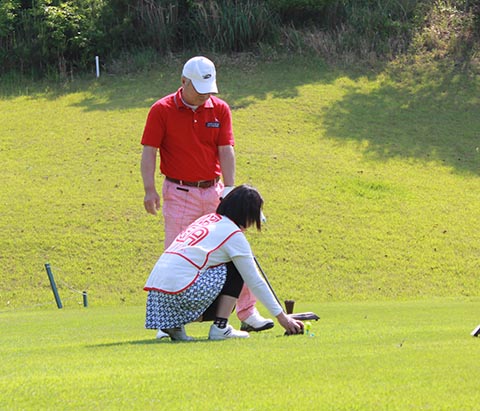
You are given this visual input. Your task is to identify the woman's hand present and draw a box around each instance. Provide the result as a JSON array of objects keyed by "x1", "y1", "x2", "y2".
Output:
[{"x1": 276, "y1": 312, "x2": 304, "y2": 335}]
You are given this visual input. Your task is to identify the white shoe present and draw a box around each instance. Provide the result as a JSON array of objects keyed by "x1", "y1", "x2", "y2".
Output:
[
  {"x1": 156, "y1": 329, "x2": 169, "y2": 339},
  {"x1": 162, "y1": 325, "x2": 194, "y2": 341},
  {"x1": 240, "y1": 311, "x2": 274, "y2": 332},
  {"x1": 209, "y1": 324, "x2": 249, "y2": 340}
]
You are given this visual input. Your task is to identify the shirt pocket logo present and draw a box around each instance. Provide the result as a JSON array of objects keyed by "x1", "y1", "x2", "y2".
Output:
[{"x1": 205, "y1": 122, "x2": 220, "y2": 128}]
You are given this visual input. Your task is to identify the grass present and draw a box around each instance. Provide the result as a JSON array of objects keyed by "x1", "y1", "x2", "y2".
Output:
[
  {"x1": 1, "y1": 55, "x2": 479, "y2": 309},
  {"x1": 1, "y1": 300, "x2": 479, "y2": 410},
  {"x1": 1, "y1": 54, "x2": 480, "y2": 409}
]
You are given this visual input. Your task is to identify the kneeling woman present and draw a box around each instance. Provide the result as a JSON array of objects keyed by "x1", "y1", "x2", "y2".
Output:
[{"x1": 144, "y1": 185, "x2": 304, "y2": 340}]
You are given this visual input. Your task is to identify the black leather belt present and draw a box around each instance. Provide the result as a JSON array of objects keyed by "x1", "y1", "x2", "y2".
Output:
[{"x1": 166, "y1": 176, "x2": 220, "y2": 188}]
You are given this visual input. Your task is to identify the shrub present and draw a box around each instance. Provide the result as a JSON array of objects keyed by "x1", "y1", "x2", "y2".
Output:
[
  {"x1": 184, "y1": 0, "x2": 280, "y2": 52},
  {"x1": 410, "y1": 0, "x2": 480, "y2": 66},
  {"x1": 266, "y1": 0, "x2": 335, "y2": 27},
  {"x1": 0, "y1": 0, "x2": 478, "y2": 78}
]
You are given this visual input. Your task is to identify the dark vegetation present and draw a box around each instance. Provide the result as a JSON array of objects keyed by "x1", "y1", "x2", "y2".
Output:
[{"x1": 1, "y1": 0, "x2": 479, "y2": 79}]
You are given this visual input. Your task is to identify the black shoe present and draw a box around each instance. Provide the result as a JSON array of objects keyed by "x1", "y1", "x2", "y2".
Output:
[{"x1": 240, "y1": 312, "x2": 274, "y2": 332}]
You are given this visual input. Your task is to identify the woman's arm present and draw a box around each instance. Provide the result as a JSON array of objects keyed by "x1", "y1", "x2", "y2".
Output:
[{"x1": 232, "y1": 255, "x2": 304, "y2": 334}]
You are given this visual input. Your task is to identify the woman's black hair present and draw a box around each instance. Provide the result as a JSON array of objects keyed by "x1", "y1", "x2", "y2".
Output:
[{"x1": 216, "y1": 185, "x2": 263, "y2": 230}]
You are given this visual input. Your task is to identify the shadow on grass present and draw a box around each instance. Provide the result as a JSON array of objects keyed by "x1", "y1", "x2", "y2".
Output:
[
  {"x1": 86, "y1": 338, "x2": 212, "y2": 348},
  {"x1": 3, "y1": 55, "x2": 478, "y2": 175},
  {"x1": 321, "y1": 62, "x2": 480, "y2": 175},
  {"x1": 69, "y1": 56, "x2": 479, "y2": 175},
  {"x1": 0, "y1": 55, "x2": 337, "y2": 111}
]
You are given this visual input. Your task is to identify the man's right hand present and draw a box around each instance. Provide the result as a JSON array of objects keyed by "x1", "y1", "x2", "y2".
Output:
[
  {"x1": 144, "y1": 190, "x2": 161, "y2": 215},
  {"x1": 141, "y1": 145, "x2": 160, "y2": 215}
]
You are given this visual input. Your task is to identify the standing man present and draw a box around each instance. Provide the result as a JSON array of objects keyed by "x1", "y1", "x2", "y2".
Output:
[{"x1": 141, "y1": 56, "x2": 274, "y2": 338}]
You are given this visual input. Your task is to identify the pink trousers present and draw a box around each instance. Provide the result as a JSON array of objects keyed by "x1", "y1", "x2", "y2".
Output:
[{"x1": 162, "y1": 178, "x2": 256, "y2": 321}]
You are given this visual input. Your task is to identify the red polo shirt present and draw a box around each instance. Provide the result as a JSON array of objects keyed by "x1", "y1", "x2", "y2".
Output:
[{"x1": 141, "y1": 88, "x2": 235, "y2": 181}]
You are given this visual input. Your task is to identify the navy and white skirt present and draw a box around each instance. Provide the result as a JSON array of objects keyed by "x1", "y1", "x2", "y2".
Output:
[{"x1": 145, "y1": 264, "x2": 227, "y2": 330}]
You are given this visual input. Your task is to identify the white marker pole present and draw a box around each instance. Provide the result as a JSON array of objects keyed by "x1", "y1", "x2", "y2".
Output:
[{"x1": 95, "y1": 56, "x2": 100, "y2": 78}]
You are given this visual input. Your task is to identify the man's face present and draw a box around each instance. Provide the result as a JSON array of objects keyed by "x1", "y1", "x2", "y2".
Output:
[{"x1": 181, "y1": 78, "x2": 212, "y2": 106}]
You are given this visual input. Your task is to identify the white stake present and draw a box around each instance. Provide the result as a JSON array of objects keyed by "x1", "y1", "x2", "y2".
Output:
[{"x1": 95, "y1": 56, "x2": 100, "y2": 78}]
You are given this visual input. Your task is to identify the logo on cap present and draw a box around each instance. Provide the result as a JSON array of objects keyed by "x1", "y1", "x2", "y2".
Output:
[{"x1": 203, "y1": 74, "x2": 212, "y2": 79}]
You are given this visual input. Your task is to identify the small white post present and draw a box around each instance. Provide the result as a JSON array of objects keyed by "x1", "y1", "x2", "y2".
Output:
[{"x1": 95, "y1": 56, "x2": 100, "y2": 78}]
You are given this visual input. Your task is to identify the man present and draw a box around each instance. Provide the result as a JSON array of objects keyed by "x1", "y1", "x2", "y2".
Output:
[{"x1": 140, "y1": 56, "x2": 274, "y2": 339}]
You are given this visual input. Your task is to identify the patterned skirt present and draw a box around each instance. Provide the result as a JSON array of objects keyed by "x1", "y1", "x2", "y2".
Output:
[{"x1": 145, "y1": 264, "x2": 227, "y2": 330}]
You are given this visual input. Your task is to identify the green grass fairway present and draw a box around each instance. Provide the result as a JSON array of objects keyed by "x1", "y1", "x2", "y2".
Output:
[
  {"x1": 1, "y1": 55, "x2": 480, "y2": 410},
  {"x1": 2, "y1": 300, "x2": 479, "y2": 410}
]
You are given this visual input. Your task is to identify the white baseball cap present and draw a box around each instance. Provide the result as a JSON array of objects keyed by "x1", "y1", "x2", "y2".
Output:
[{"x1": 182, "y1": 56, "x2": 218, "y2": 94}]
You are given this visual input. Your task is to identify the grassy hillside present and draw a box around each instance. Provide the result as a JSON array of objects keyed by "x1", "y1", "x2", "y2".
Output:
[{"x1": 1, "y1": 55, "x2": 479, "y2": 309}]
